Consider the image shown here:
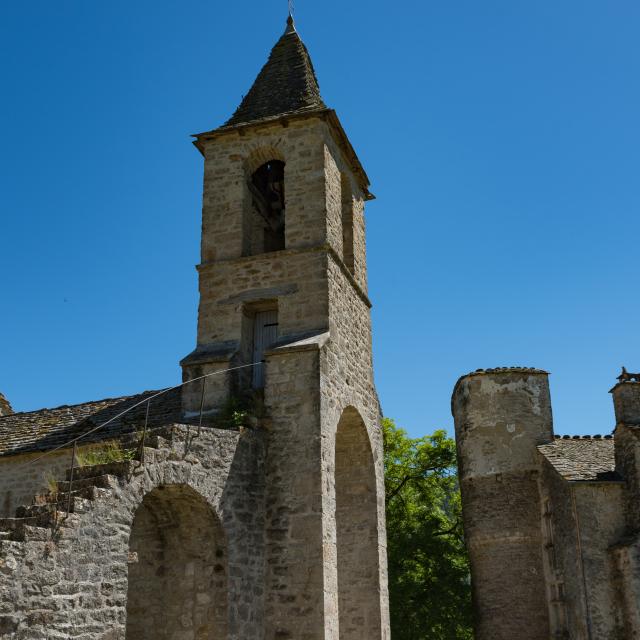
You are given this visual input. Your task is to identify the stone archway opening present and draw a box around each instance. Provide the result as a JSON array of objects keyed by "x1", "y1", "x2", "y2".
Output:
[
  {"x1": 335, "y1": 407, "x2": 382, "y2": 639},
  {"x1": 125, "y1": 484, "x2": 228, "y2": 640},
  {"x1": 247, "y1": 159, "x2": 286, "y2": 254}
]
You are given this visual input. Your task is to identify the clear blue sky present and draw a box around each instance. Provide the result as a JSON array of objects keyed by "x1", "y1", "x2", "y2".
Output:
[{"x1": 1, "y1": 1, "x2": 638, "y2": 438}]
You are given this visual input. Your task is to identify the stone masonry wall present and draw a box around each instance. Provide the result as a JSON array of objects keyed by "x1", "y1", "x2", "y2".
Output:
[
  {"x1": 324, "y1": 144, "x2": 344, "y2": 262},
  {"x1": 0, "y1": 425, "x2": 266, "y2": 639},
  {"x1": 256, "y1": 137, "x2": 389, "y2": 637},
  {"x1": 320, "y1": 125, "x2": 368, "y2": 294},
  {"x1": 539, "y1": 458, "x2": 588, "y2": 638},
  {"x1": 200, "y1": 118, "x2": 333, "y2": 264},
  {"x1": 573, "y1": 482, "x2": 626, "y2": 639},
  {"x1": 262, "y1": 346, "x2": 327, "y2": 639},
  {"x1": 541, "y1": 458, "x2": 628, "y2": 639},
  {"x1": 184, "y1": 116, "x2": 368, "y2": 415},
  {"x1": 0, "y1": 450, "x2": 71, "y2": 518},
  {"x1": 196, "y1": 248, "x2": 329, "y2": 346},
  {"x1": 611, "y1": 535, "x2": 640, "y2": 637},
  {"x1": 614, "y1": 424, "x2": 640, "y2": 531},
  {"x1": 320, "y1": 250, "x2": 390, "y2": 638},
  {"x1": 460, "y1": 470, "x2": 550, "y2": 638},
  {"x1": 193, "y1": 115, "x2": 369, "y2": 356}
]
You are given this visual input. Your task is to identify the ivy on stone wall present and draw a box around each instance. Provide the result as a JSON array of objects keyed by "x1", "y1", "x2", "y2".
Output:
[{"x1": 383, "y1": 418, "x2": 473, "y2": 640}]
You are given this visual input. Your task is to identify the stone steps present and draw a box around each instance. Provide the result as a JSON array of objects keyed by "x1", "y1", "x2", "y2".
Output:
[
  {"x1": 0, "y1": 512, "x2": 80, "y2": 541},
  {"x1": 0, "y1": 514, "x2": 51, "y2": 530},
  {"x1": 18, "y1": 494, "x2": 96, "y2": 518},
  {"x1": 65, "y1": 460, "x2": 133, "y2": 481},
  {"x1": 120, "y1": 430, "x2": 174, "y2": 451},
  {"x1": 58, "y1": 473, "x2": 121, "y2": 494},
  {"x1": 0, "y1": 433, "x2": 176, "y2": 544}
]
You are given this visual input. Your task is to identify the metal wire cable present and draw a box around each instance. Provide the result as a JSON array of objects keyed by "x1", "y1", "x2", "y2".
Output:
[{"x1": 20, "y1": 361, "x2": 263, "y2": 468}]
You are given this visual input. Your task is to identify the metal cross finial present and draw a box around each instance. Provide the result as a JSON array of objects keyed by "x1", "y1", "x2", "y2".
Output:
[{"x1": 288, "y1": 0, "x2": 294, "y2": 18}]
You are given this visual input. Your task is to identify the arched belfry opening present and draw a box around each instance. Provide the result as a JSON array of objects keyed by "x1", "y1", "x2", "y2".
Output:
[
  {"x1": 335, "y1": 407, "x2": 382, "y2": 638},
  {"x1": 125, "y1": 485, "x2": 228, "y2": 640},
  {"x1": 247, "y1": 159, "x2": 286, "y2": 254}
]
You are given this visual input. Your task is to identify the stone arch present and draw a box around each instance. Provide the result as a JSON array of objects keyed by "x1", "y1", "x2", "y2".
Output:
[
  {"x1": 243, "y1": 144, "x2": 285, "y2": 175},
  {"x1": 125, "y1": 483, "x2": 228, "y2": 640},
  {"x1": 335, "y1": 406, "x2": 382, "y2": 638}
]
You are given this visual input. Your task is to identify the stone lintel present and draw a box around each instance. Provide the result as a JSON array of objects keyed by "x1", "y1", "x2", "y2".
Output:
[{"x1": 218, "y1": 284, "x2": 298, "y2": 306}]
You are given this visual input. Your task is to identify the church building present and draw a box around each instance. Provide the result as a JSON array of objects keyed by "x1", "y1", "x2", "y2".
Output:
[
  {"x1": 0, "y1": 16, "x2": 390, "y2": 639},
  {"x1": 453, "y1": 367, "x2": 640, "y2": 640}
]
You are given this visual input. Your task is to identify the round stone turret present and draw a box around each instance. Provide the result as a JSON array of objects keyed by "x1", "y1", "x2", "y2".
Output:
[
  {"x1": 451, "y1": 367, "x2": 553, "y2": 640},
  {"x1": 452, "y1": 367, "x2": 553, "y2": 479}
]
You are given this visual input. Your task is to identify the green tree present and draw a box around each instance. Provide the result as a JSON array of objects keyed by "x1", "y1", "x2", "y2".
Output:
[{"x1": 383, "y1": 418, "x2": 473, "y2": 639}]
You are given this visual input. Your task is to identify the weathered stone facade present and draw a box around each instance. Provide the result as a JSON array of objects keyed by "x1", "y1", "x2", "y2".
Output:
[
  {"x1": 0, "y1": 16, "x2": 389, "y2": 639},
  {"x1": 452, "y1": 367, "x2": 640, "y2": 640}
]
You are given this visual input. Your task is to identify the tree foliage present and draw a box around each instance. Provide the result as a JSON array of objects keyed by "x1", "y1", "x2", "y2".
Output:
[{"x1": 383, "y1": 418, "x2": 473, "y2": 639}]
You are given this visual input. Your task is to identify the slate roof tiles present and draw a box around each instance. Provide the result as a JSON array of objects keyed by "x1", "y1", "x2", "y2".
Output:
[
  {"x1": 0, "y1": 389, "x2": 181, "y2": 458},
  {"x1": 222, "y1": 16, "x2": 326, "y2": 129},
  {"x1": 538, "y1": 437, "x2": 618, "y2": 481}
]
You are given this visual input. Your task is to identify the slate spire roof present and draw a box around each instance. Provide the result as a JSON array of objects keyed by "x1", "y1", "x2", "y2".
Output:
[{"x1": 224, "y1": 15, "x2": 327, "y2": 128}]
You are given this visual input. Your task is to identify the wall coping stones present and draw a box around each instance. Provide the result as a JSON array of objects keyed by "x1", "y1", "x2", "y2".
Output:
[
  {"x1": 265, "y1": 330, "x2": 330, "y2": 355},
  {"x1": 180, "y1": 342, "x2": 238, "y2": 366},
  {"x1": 451, "y1": 366, "x2": 549, "y2": 409},
  {"x1": 555, "y1": 434, "x2": 610, "y2": 439},
  {"x1": 609, "y1": 380, "x2": 640, "y2": 393},
  {"x1": 463, "y1": 366, "x2": 549, "y2": 378}
]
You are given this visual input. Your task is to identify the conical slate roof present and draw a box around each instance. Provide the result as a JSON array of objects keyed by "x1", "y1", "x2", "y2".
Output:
[{"x1": 224, "y1": 16, "x2": 326, "y2": 127}]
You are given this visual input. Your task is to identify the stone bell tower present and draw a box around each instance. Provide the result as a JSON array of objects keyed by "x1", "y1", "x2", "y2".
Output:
[{"x1": 181, "y1": 15, "x2": 390, "y2": 639}]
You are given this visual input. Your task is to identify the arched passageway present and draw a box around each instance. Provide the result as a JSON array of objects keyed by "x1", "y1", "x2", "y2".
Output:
[
  {"x1": 125, "y1": 484, "x2": 228, "y2": 640},
  {"x1": 335, "y1": 407, "x2": 382, "y2": 638}
]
